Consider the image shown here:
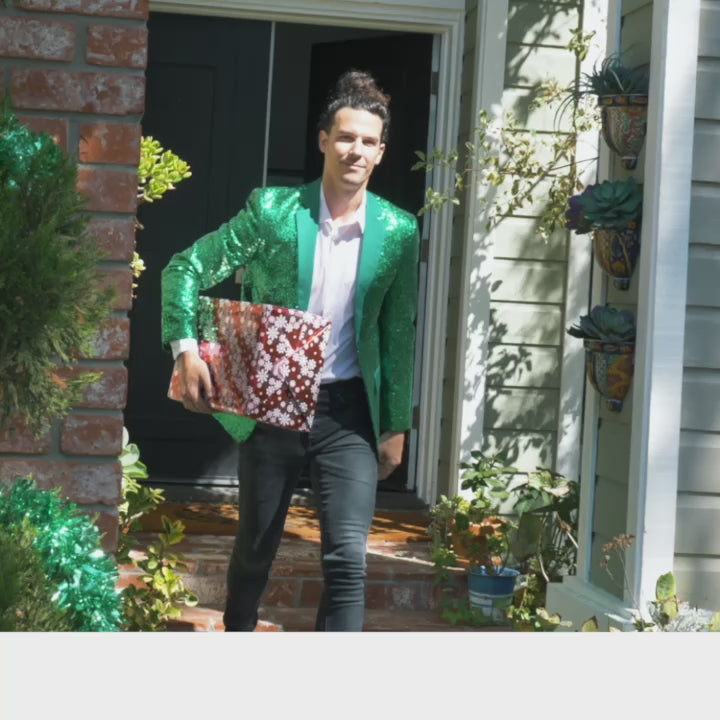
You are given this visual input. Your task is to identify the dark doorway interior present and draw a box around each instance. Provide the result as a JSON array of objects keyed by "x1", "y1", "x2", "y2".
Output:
[
  {"x1": 126, "y1": 14, "x2": 433, "y2": 492},
  {"x1": 125, "y1": 12, "x2": 270, "y2": 486}
]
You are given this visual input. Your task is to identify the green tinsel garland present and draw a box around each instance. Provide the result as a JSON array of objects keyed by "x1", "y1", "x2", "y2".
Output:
[{"x1": 0, "y1": 478, "x2": 122, "y2": 631}]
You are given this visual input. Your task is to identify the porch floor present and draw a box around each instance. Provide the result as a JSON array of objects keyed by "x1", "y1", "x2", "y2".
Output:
[{"x1": 119, "y1": 503, "x2": 504, "y2": 632}]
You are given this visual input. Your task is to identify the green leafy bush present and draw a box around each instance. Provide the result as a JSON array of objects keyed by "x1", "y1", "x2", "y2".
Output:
[
  {"x1": 0, "y1": 521, "x2": 73, "y2": 632},
  {"x1": 0, "y1": 108, "x2": 113, "y2": 435}
]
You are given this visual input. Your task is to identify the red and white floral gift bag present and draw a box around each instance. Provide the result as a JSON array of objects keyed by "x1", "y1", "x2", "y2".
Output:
[{"x1": 168, "y1": 297, "x2": 331, "y2": 431}]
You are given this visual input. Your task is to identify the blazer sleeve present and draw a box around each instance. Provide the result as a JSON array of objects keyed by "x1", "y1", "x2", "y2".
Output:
[
  {"x1": 378, "y1": 217, "x2": 420, "y2": 434},
  {"x1": 161, "y1": 188, "x2": 266, "y2": 348}
]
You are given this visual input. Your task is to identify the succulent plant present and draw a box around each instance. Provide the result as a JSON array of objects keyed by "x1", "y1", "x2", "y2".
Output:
[
  {"x1": 565, "y1": 178, "x2": 643, "y2": 233},
  {"x1": 567, "y1": 305, "x2": 636, "y2": 343},
  {"x1": 579, "y1": 52, "x2": 650, "y2": 96}
]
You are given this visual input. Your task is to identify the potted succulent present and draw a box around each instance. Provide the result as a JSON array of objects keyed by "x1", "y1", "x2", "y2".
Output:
[
  {"x1": 566, "y1": 178, "x2": 643, "y2": 290},
  {"x1": 567, "y1": 305, "x2": 636, "y2": 411},
  {"x1": 579, "y1": 52, "x2": 650, "y2": 169}
]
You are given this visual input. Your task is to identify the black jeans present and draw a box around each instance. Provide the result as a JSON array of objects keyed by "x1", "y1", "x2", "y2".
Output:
[{"x1": 223, "y1": 377, "x2": 379, "y2": 631}]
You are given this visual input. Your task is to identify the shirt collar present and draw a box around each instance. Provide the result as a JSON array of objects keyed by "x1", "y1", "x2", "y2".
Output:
[{"x1": 319, "y1": 186, "x2": 367, "y2": 235}]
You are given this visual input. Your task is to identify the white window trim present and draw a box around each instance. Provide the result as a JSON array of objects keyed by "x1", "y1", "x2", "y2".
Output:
[
  {"x1": 547, "y1": 0, "x2": 702, "y2": 628},
  {"x1": 149, "y1": 0, "x2": 466, "y2": 505},
  {"x1": 624, "y1": 0, "x2": 701, "y2": 610},
  {"x1": 447, "y1": 0, "x2": 509, "y2": 500}
]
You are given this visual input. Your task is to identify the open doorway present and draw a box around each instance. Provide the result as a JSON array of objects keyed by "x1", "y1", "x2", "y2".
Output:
[{"x1": 125, "y1": 12, "x2": 434, "y2": 496}]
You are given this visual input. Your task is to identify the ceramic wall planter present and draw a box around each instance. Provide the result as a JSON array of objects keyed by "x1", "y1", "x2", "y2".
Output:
[
  {"x1": 598, "y1": 94, "x2": 648, "y2": 170},
  {"x1": 467, "y1": 566, "x2": 520, "y2": 623},
  {"x1": 584, "y1": 339, "x2": 635, "y2": 412},
  {"x1": 592, "y1": 226, "x2": 640, "y2": 290}
]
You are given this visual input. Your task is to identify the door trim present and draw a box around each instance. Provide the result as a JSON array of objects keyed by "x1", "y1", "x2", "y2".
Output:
[{"x1": 150, "y1": 0, "x2": 466, "y2": 505}]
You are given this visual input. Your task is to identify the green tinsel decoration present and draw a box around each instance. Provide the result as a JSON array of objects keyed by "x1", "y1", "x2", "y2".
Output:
[{"x1": 0, "y1": 478, "x2": 122, "y2": 632}]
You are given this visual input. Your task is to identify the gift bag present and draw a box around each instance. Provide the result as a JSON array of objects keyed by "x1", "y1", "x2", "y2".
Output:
[{"x1": 168, "y1": 296, "x2": 332, "y2": 431}]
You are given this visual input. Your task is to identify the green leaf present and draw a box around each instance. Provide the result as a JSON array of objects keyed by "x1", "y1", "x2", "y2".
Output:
[{"x1": 655, "y1": 571, "x2": 676, "y2": 602}]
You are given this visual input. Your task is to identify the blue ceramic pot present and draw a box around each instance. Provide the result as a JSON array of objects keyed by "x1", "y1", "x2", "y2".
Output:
[{"x1": 468, "y1": 566, "x2": 520, "y2": 622}]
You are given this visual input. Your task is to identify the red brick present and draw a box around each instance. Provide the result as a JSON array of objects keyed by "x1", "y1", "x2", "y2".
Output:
[
  {"x1": 77, "y1": 167, "x2": 138, "y2": 213},
  {"x1": 17, "y1": 0, "x2": 83, "y2": 12},
  {"x1": 84, "y1": 507, "x2": 119, "y2": 552},
  {"x1": 298, "y1": 578, "x2": 324, "y2": 607},
  {"x1": 79, "y1": 122, "x2": 141, "y2": 165},
  {"x1": 55, "y1": 365, "x2": 128, "y2": 409},
  {"x1": 89, "y1": 217, "x2": 136, "y2": 261},
  {"x1": 61, "y1": 413, "x2": 124, "y2": 455},
  {"x1": 17, "y1": 115, "x2": 69, "y2": 152},
  {"x1": 0, "y1": 459, "x2": 121, "y2": 505},
  {"x1": 0, "y1": 421, "x2": 53, "y2": 455},
  {"x1": 87, "y1": 25, "x2": 147, "y2": 69},
  {"x1": 11, "y1": 68, "x2": 145, "y2": 115},
  {"x1": 92, "y1": 316, "x2": 131, "y2": 360},
  {"x1": 263, "y1": 579, "x2": 300, "y2": 607},
  {"x1": 18, "y1": 0, "x2": 149, "y2": 19},
  {"x1": 0, "y1": 17, "x2": 75, "y2": 62},
  {"x1": 97, "y1": 267, "x2": 133, "y2": 311}
]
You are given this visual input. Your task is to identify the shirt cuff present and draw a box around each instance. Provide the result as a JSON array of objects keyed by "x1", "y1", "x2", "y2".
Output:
[{"x1": 171, "y1": 338, "x2": 199, "y2": 361}]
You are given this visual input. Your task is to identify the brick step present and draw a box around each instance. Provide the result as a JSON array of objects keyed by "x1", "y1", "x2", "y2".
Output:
[
  {"x1": 120, "y1": 531, "x2": 453, "y2": 612},
  {"x1": 165, "y1": 604, "x2": 500, "y2": 632}
]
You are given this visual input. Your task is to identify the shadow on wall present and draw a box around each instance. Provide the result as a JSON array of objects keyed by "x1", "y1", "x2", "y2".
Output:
[
  {"x1": 505, "y1": 0, "x2": 577, "y2": 89},
  {"x1": 462, "y1": 213, "x2": 571, "y2": 470}
]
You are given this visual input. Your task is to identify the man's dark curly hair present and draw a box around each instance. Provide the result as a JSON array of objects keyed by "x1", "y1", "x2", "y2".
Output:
[{"x1": 317, "y1": 70, "x2": 391, "y2": 143}]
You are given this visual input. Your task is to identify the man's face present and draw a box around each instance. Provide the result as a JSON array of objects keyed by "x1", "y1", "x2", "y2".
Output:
[{"x1": 319, "y1": 107, "x2": 385, "y2": 192}]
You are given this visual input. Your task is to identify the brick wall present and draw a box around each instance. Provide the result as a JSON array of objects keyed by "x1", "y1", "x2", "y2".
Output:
[{"x1": 0, "y1": 0, "x2": 149, "y2": 549}]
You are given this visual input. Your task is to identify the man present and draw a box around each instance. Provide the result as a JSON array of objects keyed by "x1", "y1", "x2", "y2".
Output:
[{"x1": 162, "y1": 70, "x2": 419, "y2": 631}]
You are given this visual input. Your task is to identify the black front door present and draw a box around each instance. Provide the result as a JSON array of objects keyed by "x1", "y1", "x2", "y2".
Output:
[{"x1": 124, "y1": 12, "x2": 271, "y2": 484}]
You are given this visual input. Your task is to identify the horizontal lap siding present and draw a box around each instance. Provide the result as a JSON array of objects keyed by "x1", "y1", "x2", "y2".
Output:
[
  {"x1": 678, "y1": 0, "x2": 720, "y2": 608},
  {"x1": 479, "y1": 0, "x2": 581, "y2": 473}
]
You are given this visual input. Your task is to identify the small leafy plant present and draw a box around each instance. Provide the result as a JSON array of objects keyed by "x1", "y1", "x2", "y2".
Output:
[
  {"x1": 578, "y1": 52, "x2": 650, "y2": 97},
  {"x1": 428, "y1": 453, "x2": 579, "y2": 629},
  {"x1": 594, "y1": 534, "x2": 720, "y2": 631},
  {"x1": 567, "y1": 305, "x2": 636, "y2": 343},
  {"x1": 413, "y1": 31, "x2": 600, "y2": 239},
  {"x1": 117, "y1": 428, "x2": 198, "y2": 631},
  {"x1": 132, "y1": 136, "x2": 192, "y2": 293},
  {"x1": 137, "y1": 136, "x2": 192, "y2": 205},
  {"x1": 565, "y1": 178, "x2": 643, "y2": 233}
]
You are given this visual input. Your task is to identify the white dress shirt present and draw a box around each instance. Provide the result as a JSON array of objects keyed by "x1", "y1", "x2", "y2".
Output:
[{"x1": 171, "y1": 187, "x2": 365, "y2": 383}]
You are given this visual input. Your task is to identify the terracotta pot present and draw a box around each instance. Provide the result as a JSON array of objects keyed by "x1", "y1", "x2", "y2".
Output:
[
  {"x1": 583, "y1": 339, "x2": 635, "y2": 412},
  {"x1": 450, "y1": 517, "x2": 506, "y2": 568},
  {"x1": 598, "y1": 94, "x2": 648, "y2": 170},
  {"x1": 592, "y1": 226, "x2": 640, "y2": 290}
]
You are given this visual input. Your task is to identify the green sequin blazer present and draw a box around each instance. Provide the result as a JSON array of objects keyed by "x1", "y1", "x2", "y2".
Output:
[{"x1": 161, "y1": 178, "x2": 420, "y2": 448}]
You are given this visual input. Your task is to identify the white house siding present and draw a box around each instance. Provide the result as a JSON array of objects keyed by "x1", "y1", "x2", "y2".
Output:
[
  {"x1": 677, "y1": 0, "x2": 720, "y2": 608},
  {"x1": 437, "y1": 0, "x2": 585, "y2": 495},
  {"x1": 587, "y1": 0, "x2": 653, "y2": 599},
  {"x1": 484, "y1": 1, "x2": 584, "y2": 471}
]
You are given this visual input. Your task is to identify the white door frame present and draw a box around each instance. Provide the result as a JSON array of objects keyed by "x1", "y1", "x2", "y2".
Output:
[{"x1": 150, "y1": 0, "x2": 466, "y2": 504}]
